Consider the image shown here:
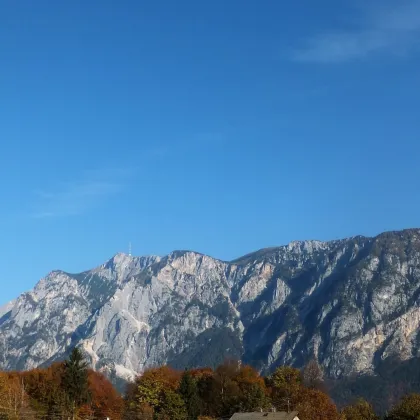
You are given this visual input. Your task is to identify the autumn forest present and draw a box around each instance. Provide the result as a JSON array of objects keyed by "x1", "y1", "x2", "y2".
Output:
[{"x1": 0, "y1": 348, "x2": 419, "y2": 420}]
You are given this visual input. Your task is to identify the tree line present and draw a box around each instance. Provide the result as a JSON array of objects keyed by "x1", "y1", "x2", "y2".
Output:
[
  {"x1": 0, "y1": 348, "x2": 122, "y2": 419},
  {"x1": 1, "y1": 348, "x2": 420, "y2": 420}
]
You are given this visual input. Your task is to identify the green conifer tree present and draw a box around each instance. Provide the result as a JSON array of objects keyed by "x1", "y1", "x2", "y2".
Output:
[
  {"x1": 179, "y1": 371, "x2": 200, "y2": 420},
  {"x1": 62, "y1": 347, "x2": 90, "y2": 419}
]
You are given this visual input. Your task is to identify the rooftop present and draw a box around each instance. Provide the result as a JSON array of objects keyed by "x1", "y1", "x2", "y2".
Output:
[{"x1": 230, "y1": 411, "x2": 299, "y2": 420}]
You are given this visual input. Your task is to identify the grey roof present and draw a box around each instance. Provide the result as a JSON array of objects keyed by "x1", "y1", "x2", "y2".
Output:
[{"x1": 230, "y1": 412, "x2": 299, "y2": 420}]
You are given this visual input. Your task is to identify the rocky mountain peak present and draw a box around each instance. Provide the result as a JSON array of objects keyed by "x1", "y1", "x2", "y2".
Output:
[
  {"x1": 286, "y1": 239, "x2": 326, "y2": 253},
  {"x1": 1, "y1": 229, "x2": 420, "y2": 385}
]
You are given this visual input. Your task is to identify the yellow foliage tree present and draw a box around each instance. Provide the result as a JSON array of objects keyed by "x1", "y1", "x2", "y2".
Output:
[{"x1": 342, "y1": 399, "x2": 378, "y2": 420}]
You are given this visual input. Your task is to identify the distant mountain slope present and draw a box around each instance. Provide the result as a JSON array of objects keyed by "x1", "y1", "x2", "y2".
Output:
[
  {"x1": 1, "y1": 229, "x2": 420, "y2": 386},
  {"x1": 0, "y1": 300, "x2": 15, "y2": 318}
]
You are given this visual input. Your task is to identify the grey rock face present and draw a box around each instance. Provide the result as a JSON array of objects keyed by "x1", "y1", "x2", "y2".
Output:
[{"x1": 1, "y1": 229, "x2": 420, "y2": 382}]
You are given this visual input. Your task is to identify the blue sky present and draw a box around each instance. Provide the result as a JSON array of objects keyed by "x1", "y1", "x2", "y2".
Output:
[{"x1": 1, "y1": 0, "x2": 420, "y2": 302}]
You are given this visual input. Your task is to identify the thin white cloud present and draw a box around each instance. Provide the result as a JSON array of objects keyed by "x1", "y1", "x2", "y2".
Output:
[
  {"x1": 293, "y1": 1, "x2": 420, "y2": 63},
  {"x1": 31, "y1": 168, "x2": 130, "y2": 218}
]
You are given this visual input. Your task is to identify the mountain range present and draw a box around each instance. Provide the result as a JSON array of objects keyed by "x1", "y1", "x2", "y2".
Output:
[{"x1": 1, "y1": 228, "x2": 420, "y2": 393}]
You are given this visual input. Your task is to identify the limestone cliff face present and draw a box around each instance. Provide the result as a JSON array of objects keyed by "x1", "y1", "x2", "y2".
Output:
[{"x1": 1, "y1": 229, "x2": 420, "y2": 382}]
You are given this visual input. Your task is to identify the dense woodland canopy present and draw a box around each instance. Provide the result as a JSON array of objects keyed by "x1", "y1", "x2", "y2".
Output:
[{"x1": 0, "y1": 348, "x2": 420, "y2": 420}]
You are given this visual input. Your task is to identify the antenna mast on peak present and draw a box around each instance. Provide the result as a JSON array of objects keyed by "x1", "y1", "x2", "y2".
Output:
[{"x1": 129, "y1": 242, "x2": 132, "y2": 257}]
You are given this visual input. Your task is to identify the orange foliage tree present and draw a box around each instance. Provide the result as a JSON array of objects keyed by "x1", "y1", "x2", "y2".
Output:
[
  {"x1": 88, "y1": 370, "x2": 124, "y2": 420},
  {"x1": 19, "y1": 362, "x2": 68, "y2": 417},
  {"x1": 296, "y1": 388, "x2": 340, "y2": 420}
]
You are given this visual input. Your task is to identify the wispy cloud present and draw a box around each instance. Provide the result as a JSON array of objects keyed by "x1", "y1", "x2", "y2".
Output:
[
  {"x1": 293, "y1": 1, "x2": 420, "y2": 63},
  {"x1": 31, "y1": 168, "x2": 131, "y2": 218}
]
